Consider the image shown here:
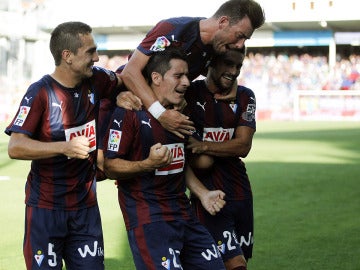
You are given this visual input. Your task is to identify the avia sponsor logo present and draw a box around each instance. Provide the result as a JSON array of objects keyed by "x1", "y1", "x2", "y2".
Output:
[
  {"x1": 65, "y1": 119, "x2": 96, "y2": 152},
  {"x1": 203, "y1": 127, "x2": 234, "y2": 142},
  {"x1": 156, "y1": 143, "x2": 185, "y2": 175},
  {"x1": 14, "y1": 106, "x2": 31, "y2": 127},
  {"x1": 78, "y1": 241, "x2": 104, "y2": 258},
  {"x1": 150, "y1": 36, "x2": 171, "y2": 52},
  {"x1": 107, "y1": 129, "x2": 122, "y2": 152}
]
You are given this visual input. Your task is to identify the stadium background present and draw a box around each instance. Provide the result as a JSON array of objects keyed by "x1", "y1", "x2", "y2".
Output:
[
  {"x1": 0, "y1": 0, "x2": 360, "y2": 123},
  {"x1": 0, "y1": 1, "x2": 359, "y2": 269}
]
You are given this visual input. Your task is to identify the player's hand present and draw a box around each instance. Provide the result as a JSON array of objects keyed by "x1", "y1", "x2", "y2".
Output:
[
  {"x1": 200, "y1": 190, "x2": 226, "y2": 216},
  {"x1": 144, "y1": 143, "x2": 173, "y2": 169},
  {"x1": 116, "y1": 91, "x2": 142, "y2": 110},
  {"x1": 186, "y1": 136, "x2": 208, "y2": 154},
  {"x1": 158, "y1": 109, "x2": 195, "y2": 139},
  {"x1": 66, "y1": 136, "x2": 90, "y2": 159}
]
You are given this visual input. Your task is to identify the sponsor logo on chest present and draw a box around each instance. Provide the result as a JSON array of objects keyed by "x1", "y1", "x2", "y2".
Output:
[
  {"x1": 156, "y1": 143, "x2": 185, "y2": 175},
  {"x1": 64, "y1": 119, "x2": 96, "y2": 152},
  {"x1": 203, "y1": 127, "x2": 234, "y2": 142}
]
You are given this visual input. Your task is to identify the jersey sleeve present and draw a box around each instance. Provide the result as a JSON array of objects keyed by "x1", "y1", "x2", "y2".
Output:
[
  {"x1": 237, "y1": 86, "x2": 257, "y2": 130},
  {"x1": 137, "y1": 20, "x2": 175, "y2": 55},
  {"x1": 5, "y1": 81, "x2": 46, "y2": 137},
  {"x1": 103, "y1": 108, "x2": 137, "y2": 159}
]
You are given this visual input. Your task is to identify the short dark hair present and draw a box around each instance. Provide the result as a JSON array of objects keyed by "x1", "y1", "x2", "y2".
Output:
[
  {"x1": 143, "y1": 47, "x2": 188, "y2": 82},
  {"x1": 50, "y1": 21, "x2": 92, "y2": 66},
  {"x1": 210, "y1": 47, "x2": 246, "y2": 68},
  {"x1": 213, "y1": 0, "x2": 265, "y2": 29}
]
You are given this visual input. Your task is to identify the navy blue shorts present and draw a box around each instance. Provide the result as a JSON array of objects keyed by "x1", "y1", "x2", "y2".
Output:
[
  {"x1": 23, "y1": 205, "x2": 104, "y2": 270},
  {"x1": 192, "y1": 198, "x2": 254, "y2": 261},
  {"x1": 127, "y1": 219, "x2": 226, "y2": 270}
]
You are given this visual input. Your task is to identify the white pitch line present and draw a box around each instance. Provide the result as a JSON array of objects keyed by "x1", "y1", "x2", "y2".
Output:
[{"x1": 0, "y1": 176, "x2": 10, "y2": 181}]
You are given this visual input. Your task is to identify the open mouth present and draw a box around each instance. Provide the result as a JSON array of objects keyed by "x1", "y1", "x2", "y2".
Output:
[
  {"x1": 223, "y1": 74, "x2": 235, "y2": 82},
  {"x1": 175, "y1": 89, "x2": 186, "y2": 95}
]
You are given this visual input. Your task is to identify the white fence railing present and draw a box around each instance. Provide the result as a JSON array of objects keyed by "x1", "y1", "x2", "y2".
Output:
[{"x1": 293, "y1": 90, "x2": 360, "y2": 121}]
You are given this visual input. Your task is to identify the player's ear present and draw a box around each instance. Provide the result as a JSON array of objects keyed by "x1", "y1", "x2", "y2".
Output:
[
  {"x1": 218, "y1": 16, "x2": 230, "y2": 29},
  {"x1": 62, "y1": 49, "x2": 73, "y2": 65},
  {"x1": 151, "y1": 71, "x2": 162, "y2": 86}
]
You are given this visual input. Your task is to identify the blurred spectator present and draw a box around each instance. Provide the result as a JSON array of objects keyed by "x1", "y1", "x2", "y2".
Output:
[{"x1": 95, "y1": 52, "x2": 360, "y2": 91}]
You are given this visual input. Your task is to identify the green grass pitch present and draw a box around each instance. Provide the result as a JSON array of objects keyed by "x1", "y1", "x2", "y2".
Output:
[{"x1": 0, "y1": 121, "x2": 359, "y2": 269}]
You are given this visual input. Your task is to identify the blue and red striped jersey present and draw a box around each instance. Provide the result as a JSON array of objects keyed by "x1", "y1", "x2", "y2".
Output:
[
  {"x1": 185, "y1": 80, "x2": 256, "y2": 200},
  {"x1": 5, "y1": 67, "x2": 119, "y2": 210},
  {"x1": 138, "y1": 17, "x2": 212, "y2": 81},
  {"x1": 103, "y1": 107, "x2": 192, "y2": 230}
]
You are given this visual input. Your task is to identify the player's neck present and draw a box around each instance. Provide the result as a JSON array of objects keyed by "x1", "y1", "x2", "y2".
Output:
[
  {"x1": 204, "y1": 78, "x2": 218, "y2": 94},
  {"x1": 51, "y1": 67, "x2": 81, "y2": 88},
  {"x1": 205, "y1": 78, "x2": 235, "y2": 97},
  {"x1": 199, "y1": 18, "x2": 216, "y2": 45}
]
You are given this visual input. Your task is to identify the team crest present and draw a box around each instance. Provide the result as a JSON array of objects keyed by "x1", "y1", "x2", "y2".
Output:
[
  {"x1": 161, "y1": 256, "x2": 170, "y2": 269},
  {"x1": 88, "y1": 90, "x2": 95, "y2": 104},
  {"x1": 217, "y1": 241, "x2": 226, "y2": 254},
  {"x1": 229, "y1": 103, "x2": 237, "y2": 113},
  {"x1": 34, "y1": 250, "x2": 44, "y2": 266}
]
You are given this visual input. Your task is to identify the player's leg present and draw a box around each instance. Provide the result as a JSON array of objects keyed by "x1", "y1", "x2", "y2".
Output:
[
  {"x1": 191, "y1": 199, "x2": 247, "y2": 270},
  {"x1": 63, "y1": 205, "x2": 104, "y2": 270},
  {"x1": 233, "y1": 198, "x2": 254, "y2": 261},
  {"x1": 181, "y1": 218, "x2": 226, "y2": 270},
  {"x1": 127, "y1": 220, "x2": 184, "y2": 270},
  {"x1": 23, "y1": 206, "x2": 65, "y2": 270}
]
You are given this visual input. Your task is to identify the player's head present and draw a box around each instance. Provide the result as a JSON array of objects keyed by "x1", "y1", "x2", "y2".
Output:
[
  {"x1": 50, "y1": 21, "x2": 95, "y2": 66},
  {"x1": 213, "y1": 0, "x2": 265, "y2": 29},
  {"x1": 144, "y1": 47, "x2": 190, "y2": 108},
  {"x1": 207, "y1": 47, "x2": 246, "y2": 95},
  {"x1": 211, "y1": 0, "x2": 265, "y2": 53}
]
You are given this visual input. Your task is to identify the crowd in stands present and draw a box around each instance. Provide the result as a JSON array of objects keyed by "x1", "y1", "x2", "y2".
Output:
[
  {"x1": 1, "y1": 51, "x2": 359, "y2": 123},
  {"x1": 96, "y1": 52, "x2": 360, "y2": 92}
]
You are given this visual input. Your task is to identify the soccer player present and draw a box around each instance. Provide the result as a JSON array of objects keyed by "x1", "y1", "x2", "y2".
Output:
[
  {"x1": 120, "y1": 0, "x2": 265, "y2": 138},
  {"x1": 103, "y1": 48, "x2": 226, "y2": 270},
  {"x1": 185, "y1": 47, "x2": 256, "y2": 270},
  {"x1": 5, "y1": 21, "x2": 122, "y2": 270}
]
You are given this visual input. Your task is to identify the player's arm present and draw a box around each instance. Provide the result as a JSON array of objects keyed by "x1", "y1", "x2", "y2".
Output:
[
  {"x1": 185, "y1": 165, "x2": 225, "y2": 215},
  {"x1": 120, "y1": 49, "x2": 157, "y2": 109},
  {"x1": 8, "y1": 132, "x2": 90, "y2": 160},
  {"x1": 120, "y1": 49, "x2": 194, "y2": 138},
  {"x1": 104, "y1": 143, "x2": 172, "y2": 180},
  {"x1": 187, "y1": 125, "x2": 255, "y2": 158}
]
